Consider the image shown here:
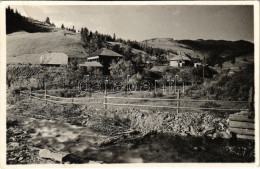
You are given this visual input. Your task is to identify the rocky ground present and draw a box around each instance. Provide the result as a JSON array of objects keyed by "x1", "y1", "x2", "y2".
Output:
[
  {"x1": 6, "y1": 95, "x2": 255, "y2": 164},
  {"x1": 6, "y1": 116, "x2": 254, "y2": 163},
  {"x1": 7, "y1": 119, "x2": 57, "y2": 164}
]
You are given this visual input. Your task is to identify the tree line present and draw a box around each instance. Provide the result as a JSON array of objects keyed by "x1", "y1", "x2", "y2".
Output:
[{"x1": 6, "y1": 6, "x2": 52, "y2": 34}]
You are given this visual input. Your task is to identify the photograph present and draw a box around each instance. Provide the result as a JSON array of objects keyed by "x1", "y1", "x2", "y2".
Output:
[{"x1": 1, "y1": 1, "x2": 259, "y2": 167}]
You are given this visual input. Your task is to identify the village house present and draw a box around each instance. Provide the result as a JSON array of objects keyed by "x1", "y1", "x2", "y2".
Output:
[
  {"x1": 194, "y1": 62, "x2": 202, "y2": 68},
  {"x1": 170, "y1": 54, "x2": 191, "y2": 67},
  {"x1": 40, "y1": 52, "x2": 68, "y2": 66},
  {"x1": 87, "y1": 48, "x2": 124, "y2": 74}
]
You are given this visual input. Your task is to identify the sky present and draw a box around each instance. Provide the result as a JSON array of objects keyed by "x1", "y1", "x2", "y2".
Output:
[{"x1": 11, "y1": 5, "x2": 254, "y2": 42}]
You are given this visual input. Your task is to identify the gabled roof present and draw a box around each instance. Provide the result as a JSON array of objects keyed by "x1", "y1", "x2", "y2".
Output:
[
  {"x1": 40, "y1": 52, "x2": 68, "y2": 65},
  {"x1": 88, "y1": 48, "x2": 123, "y2": 58},
  {"x1": 170, "y1": 54, "x2": 191, "y2": 61},
  {"x1": 78, "y1": 62, "x2": 103, "y2": 67}
]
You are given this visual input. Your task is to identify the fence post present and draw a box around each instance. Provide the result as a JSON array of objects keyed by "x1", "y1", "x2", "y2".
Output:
[
  {"x1": 44, "y1": 84, "x2": 47, "y2": 104},
  {"x1": 30, "y1": 88, "x2": 32, "y2": 101},
  {"x1": 104, "y1": 91, "x2": 107, "y2": 109},
  {"x1": 248, "y1": 87, "x2": 254, "y2": 115},
  {"x1": 182, "y1": 82, "x2": 185, "y2": 94},
  {"x1": 177, "y1": 89, "x2": 180, "y2": 113}
]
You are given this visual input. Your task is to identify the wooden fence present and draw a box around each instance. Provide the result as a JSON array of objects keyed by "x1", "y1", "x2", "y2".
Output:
[{"x1": 20, "y1": 89, "x2": 251, "y2": 113}]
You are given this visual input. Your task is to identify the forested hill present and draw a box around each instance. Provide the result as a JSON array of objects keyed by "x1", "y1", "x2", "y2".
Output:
[{"x1": 6, "y1": 6, "x2": 54, "y2": 34}]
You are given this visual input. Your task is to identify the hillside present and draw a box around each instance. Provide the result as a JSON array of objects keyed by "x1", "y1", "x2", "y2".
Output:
[
  {"x1": 107, "y1": 41, "x2": 148, "y2": 56},
  {"x1": 142, "y1": 38, "x2": 254, "y2": 61},
  {"x1": 7, "y1": 30, "x2": 87, "y2": 64},
  {"x1": 6, "y1": 6, "x2": 55, "y2": 34},
  {"x1": 6, "y1": 5, "x2": 253, "y2": 67},
  {"x1": 142, "y1": 38, "x2": 199, "y2": 57}
]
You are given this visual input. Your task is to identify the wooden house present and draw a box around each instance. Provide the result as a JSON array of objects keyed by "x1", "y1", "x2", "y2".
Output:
[
  {"x1": 87, "y1": 48, "x2": 124, "y2": 74},
  {"x1": 170, "y1": 54, "x2": 191, "y2": 67},
  {"x1": 40, "y1": 52, "x2": 68, "y2": 66}
]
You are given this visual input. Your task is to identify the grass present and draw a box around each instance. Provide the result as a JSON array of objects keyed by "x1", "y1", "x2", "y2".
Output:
[
  {"x1": 26, "y1": 87, "x2": 248, "y2": 114},
  {"x1": 7, "y1": 30, "x2": 86, "y2": 64},
  {"x1": 142, "y1": 38, "x2": 199, "y2": 58}
]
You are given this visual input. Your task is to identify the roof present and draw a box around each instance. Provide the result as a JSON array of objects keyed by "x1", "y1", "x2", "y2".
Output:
[
  {"x1": 87, "y1": 56, "x2": 99, "y2": 60},
  {"x1": 88, "y1": 48, "x2": 123, "y2": 58},
  {"x1": 40, "y1": 53, "x2": 68, "y2": 65},
  {"x1": 170, "y1": 54, "x2": 191, "y2": 61},
  {"x1": 78, "y1": 62, "x2": 103, "y2": 67}
]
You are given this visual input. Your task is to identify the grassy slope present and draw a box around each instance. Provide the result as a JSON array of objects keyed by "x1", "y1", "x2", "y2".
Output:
[
  {"x1": 142, "y1": 38, "x2": 254, "y2": 61},
  {"x1": 7, "y1": 30, "x2": 253, "y2": 66},
  {"x1": 107, "y1": 41, "x2": 148, "y2": 55},
  {"x1": 7, "y1": 30, "x2": 87, "y2": 64},
  {"x1": 142, "y1": 38, "x2": 201, "y2": 58}
]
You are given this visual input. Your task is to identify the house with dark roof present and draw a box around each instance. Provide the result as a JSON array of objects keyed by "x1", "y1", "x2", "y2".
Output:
[
  {"x1": 170, "y1": 54, "x2": 191, "y2": 67},
  {"x1": 40, "y1": 52, "x2": 68, "y2": 66},
  {"x1": 87, "y1": 48, "x2": 124, "y2": 74}
]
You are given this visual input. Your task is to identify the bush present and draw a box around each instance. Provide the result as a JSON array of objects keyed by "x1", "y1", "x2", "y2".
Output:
[
  {"x1": 201, "y1": 101, "x2": 220, "y2": 108},
  {"x1": 10, "y1": 86, "x2": 21, "y2": 95},
  {"x1": 218, "y1": 75, "x2": 231, "y2": 87},
  {"x1": 207, "y1": 64, "x2": 254, "y2": 101},
  {"x1": 152, "y1": 91, "x2": 164, "y2": 97},
  {"x1": 7, "y1": 119, "x2": 19, "y2": 127},
  {"x1": 60, "y1": 89, "x2": 78, "y2": 98}
]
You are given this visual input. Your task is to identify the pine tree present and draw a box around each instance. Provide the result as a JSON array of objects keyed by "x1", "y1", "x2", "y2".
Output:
[
  {"x1": 61, "y1": 24, "x2": 65, "y2": 29},
  {"x1": 45, "y1": 17, "x2": 50, "y2": 24},
  {"x1": 231, "y1": 57, "x2": 236, "y2": 65},
  {"x1": 113, "y1": 33, "x2": 116, "y2": 41}
]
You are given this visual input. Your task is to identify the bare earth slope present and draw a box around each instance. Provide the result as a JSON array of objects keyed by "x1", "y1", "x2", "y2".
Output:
[{"x1": 7, "y1": 30, "x2": 87, "y2": 64}]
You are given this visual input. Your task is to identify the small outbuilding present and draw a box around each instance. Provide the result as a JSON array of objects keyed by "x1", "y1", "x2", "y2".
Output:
[
  {"x1": 40, "y1": 52, "x2": 68, "y2": 66},
  {"x1": 194, "y1": 62, "x2": 202, "y2": 68},
  {"x1": 170, "y1": 54, "x2": 191, "y2": 67}
]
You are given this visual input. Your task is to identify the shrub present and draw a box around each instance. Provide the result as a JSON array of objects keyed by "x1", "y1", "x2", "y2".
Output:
[
  {"x1": 218, "y1": 75, "x2": 231, "y2": 87},
  {"x1": 60, "y1": 89, "x2": 78, "y2": 98},
  {"x1": 7, "y1": 119, "x2": 19, "y2": 127},
  {"x1": 152, "y1": 91, "x2": 164, "y2": 97},
  {"x1": 207, "y1": 64, "x2": 254, "y2": 101},
  {"x1": 10, "y1": 86, "x2": 21, "y2": 95},
  {"x1": 201, "y1": 101, "x2": 220, "y2": 108}
]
